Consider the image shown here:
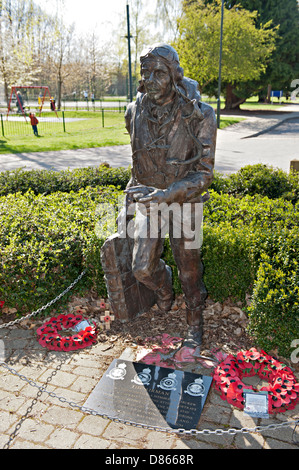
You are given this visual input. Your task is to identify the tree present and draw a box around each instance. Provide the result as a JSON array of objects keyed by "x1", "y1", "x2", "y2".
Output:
[
  {"x1": 0, "y1": 0, "x2": 41, "y2": 105},
  {"x1": 204, "y1": 0, "x2": 299, "y2": 100},
  {"x1": 155, "y1": 0, "x2": 184, "y2": 42},
  {"x1": 175, "y1": 0, "x2": 277, "y2": 109},
  {"x1": 43, "y1": 17, "x2": 75, "y2": 110}
]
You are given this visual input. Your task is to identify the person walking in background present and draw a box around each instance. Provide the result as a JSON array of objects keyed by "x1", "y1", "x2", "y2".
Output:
[{"x1": 29, "y1": 112, "x2": 39, "y2": 136}]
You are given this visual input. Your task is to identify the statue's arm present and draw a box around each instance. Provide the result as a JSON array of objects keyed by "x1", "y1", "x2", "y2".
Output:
[{"x1": 166, "y1": 104, "x2": 217, "y2": 204}]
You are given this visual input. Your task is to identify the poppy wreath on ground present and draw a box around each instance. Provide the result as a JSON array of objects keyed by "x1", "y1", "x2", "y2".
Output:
[
  {"x1": 213, "y1": 348, "x2": 299, "y2": 414},
  {"x1": 37, "y1": 313, "x2": 98, "y2": 351}
]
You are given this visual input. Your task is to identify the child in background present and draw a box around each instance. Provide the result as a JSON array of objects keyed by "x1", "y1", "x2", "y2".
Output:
[{"x1": 29, "y1": 113, "x2": 39, "y2": 136}]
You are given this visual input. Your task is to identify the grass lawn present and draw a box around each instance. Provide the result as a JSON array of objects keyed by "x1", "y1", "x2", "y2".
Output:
[{"x1": 0, "y1": 110, "x2": 242, "y2": 155}]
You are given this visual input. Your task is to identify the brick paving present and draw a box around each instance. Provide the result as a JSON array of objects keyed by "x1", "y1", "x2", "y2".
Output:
[{"x1": 0, "y1": 324, "x2": 298, "y2": 450}]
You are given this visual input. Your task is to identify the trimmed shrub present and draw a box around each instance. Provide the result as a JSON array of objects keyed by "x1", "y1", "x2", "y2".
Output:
[
  {"x1": 201, "y1": 191, "x2": 298, "y2": 306},
  {"x1": 0, "y1": 186, "x2": 122, "y2": 314},
  {"x1": 247, "y1": 231, "x2": 299, "y2": 357},
  {"x1": 211, "y1": 164, "x2": 299, "y2": 203},
  {"x1": 0, "y1": 166, "x2": 131, "y2": 196}
]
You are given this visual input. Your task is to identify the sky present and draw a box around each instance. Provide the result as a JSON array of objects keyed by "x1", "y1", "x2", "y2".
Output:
[{"x1": 35, "y1": 0, "x2": 158, "y2": 43}]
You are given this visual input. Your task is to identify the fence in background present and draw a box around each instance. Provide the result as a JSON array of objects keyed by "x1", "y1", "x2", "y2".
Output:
[
  {"x1": 61, "y1": 100, "x2": 128, "y2": 112},
  {"x1": 0, "y1": 98, "x2": 128, "y2": 113},
  {"x1": 0, "y1": 108, "x2": 126, "y2": 137},
  {"x1": 1, "y1": 112, "x2": 65, "y2": 137}
]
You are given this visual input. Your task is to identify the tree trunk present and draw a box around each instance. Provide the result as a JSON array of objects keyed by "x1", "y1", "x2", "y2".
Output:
[
  {"x1": 225, "y1": 83, "x2": 243, "y2": 110},
  {"x1": 57, "y1": 79, "x2": 62, "y2": 111},
  {"x1": 266, "y1": 84, "x2": 272, "y2": 103},
  {"x1": 4, "y1": 79, "x2": 9, "y2": 107}
]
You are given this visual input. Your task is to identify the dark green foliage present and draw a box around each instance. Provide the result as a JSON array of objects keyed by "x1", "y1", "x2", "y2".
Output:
[
  {"x1": 0, "y1": 186, "x2": 123, "y2": 314},
  {"x1": 0, "y1": 166, "x2": 131, "y2": 196},
  {"x1": 241, "y1": 0, "x2": 299, "y2": 91},
  {"x1": 202, "y1": 189, "x2": 298, "y2": 301},
  {"x1": 247, "y1": 231, "x2": 299, "y2": 357},
  {"x1": 211, "y1": 164, "x2": 299, "y2": 203}
]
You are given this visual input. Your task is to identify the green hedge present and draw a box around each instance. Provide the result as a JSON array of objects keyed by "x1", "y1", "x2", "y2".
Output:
[
  {"x1": 0, "y1": 166, "x2": 131, "y2": 196},
  {"x1": 0, "y1": 186, "x2": 122, "y2": 313},
  {"x1": 211, "y1": 164, "x2": 299, "y2": 203},
  {"x1": 1, "y1": 164, "x2": 298, "y2": 203},
  {"x1": 247, "y1": 232, "x2": 299, "y2": 357}
]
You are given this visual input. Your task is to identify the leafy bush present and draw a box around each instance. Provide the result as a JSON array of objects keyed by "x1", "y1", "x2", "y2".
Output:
[
  {"x1": 211, "y1": 164, "x2": 299, "y2": 203},
  {"x1": 0, "y1": 186, "x2": 122, "y2": 314},
  {"x1": 247, "y1": 231, "x2": 299, "y2": 357},
  {"x1": 204, "y1": 188, "x2": 298, "y2": 229},
  {"x1": 159, "y1": 191, "x2": 298, "y2": 307},
  {"x1": 201, "y1": 190, "x2": 298, "y2": 304},
  {"x1": 0, "y1": 166, "x2": 131, "y2": 196},
  {"x1": 1, "y1": 164, "x2": 298, "y2": 204},
  {"x1": 201, "y1": 223, "x2": 256, "y2": 302}
]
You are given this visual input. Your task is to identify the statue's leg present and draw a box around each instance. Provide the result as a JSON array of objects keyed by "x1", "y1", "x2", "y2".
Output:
[
  {"x1": 131, "y1": 207, "x2": 173, "y2": 312},
  {"x1": 170, "y1": 204, "x2": 207, "y2": 346},
  {"x1": 171, "y1": 237, "x2": 206, "y2": 318}
]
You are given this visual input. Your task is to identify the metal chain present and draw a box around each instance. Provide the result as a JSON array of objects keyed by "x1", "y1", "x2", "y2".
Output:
[
  {"x1": 0, "y1": 270, "x2": 87, "y2": 329},
  {"x1": 1, "y1": 361, "x2": 298, "y2": 439},
  {"x1": 3, "y1": 360, "x2": 64, "y2": 449}
]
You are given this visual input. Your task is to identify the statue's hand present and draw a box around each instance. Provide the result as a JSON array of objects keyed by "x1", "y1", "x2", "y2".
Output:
[
  {"x1": 137, "y1": 188, "x2": 170, "y2": 207},
  {"x1": 124, "y1": 185, "x2": 154, "y2": 202},
  {"x1": 125, "y1": 185, "x2": 171, "y2": 209}
]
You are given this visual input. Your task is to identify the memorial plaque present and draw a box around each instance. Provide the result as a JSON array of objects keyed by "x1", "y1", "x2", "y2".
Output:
[{"x1": 83, "y1": 359, "x2": 212, "y2": 430}]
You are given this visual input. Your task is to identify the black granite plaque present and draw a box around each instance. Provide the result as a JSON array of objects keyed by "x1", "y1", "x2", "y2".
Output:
[{"x1": 83, "y1": 359, "x2": 212, "y2": 430}]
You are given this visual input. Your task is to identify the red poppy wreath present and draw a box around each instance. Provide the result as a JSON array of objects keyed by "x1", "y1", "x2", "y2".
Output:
[
  {"x1": 213, "y1": 348, "x2": 299, "y2": 414},
  {"x1": 37, "y1": 313, "x2": 98, "y2": 351}
]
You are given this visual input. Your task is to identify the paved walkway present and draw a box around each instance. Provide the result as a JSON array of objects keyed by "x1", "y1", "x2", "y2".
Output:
[
  {"x1": 0, "y1": 104, "x2": 299, "y2": 174},
  {"x1": 0, "y1": 104, "x2": 298, "y2": 450},
  {"x1": 215, "y1": 104, "x2": 299, "y2": 173},
  {"x1": 0, "y1": 324, "x2": 298, "y2": 450}
]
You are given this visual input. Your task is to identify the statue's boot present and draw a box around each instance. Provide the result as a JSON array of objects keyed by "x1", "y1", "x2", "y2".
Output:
[
  {"x1": 156, "y1": 265, "x2": 174, "y2": 312},
  {"x1": 184, "y1": 305, "x2": 204, "y2": 348}
]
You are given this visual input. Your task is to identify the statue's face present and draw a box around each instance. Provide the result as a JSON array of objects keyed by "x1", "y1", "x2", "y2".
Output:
[{"x1": 140, "y1": 58, "x2": 175, "y2": 105}]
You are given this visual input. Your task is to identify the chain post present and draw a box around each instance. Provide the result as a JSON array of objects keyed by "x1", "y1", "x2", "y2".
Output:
[
  {"x1": 1, "y1": 114, "x2": 4, "y2": 137},
  {"x1": 62, "y1": 110, "x2": 66, "y2": 132}
]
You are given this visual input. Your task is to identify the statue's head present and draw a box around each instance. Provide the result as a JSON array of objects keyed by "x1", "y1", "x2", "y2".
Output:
[{"x1": 138, "y1": 43, "x2": 184, "y2": 105}]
